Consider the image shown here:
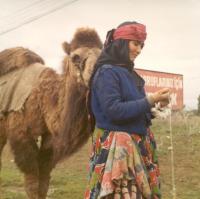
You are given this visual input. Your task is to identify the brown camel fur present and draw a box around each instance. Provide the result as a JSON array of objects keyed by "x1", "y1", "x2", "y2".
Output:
[{"x1": 0, "y1": 28, "x2": 102, "y2": 199}]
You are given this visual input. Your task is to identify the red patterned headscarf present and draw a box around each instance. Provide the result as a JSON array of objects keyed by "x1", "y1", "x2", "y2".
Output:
[
  {"x1": 104, "y1": 22, "x2": 147, "y2": 47},
  {"x1": 113, "y1": 23, "x2": 147, "y2": 42}
]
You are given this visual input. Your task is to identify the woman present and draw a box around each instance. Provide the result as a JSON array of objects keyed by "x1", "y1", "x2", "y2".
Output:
[{"x1": 85, "y1": 21, "x2": 170, "y2": 199}]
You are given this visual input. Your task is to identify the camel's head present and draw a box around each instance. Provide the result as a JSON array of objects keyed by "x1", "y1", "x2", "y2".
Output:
[{"x1": 62, "y1": 27, "x2": 102, "y2": 86}]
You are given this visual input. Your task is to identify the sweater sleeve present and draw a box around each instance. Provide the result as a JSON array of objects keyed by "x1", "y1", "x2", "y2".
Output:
[{"x1": 94, "y1": 68, "x2": 151, "y2": 123}]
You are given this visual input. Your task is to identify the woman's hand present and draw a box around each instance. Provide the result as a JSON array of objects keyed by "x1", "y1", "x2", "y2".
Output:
[
  {"x1": 147, "y1": 88, "x2": 170, "y2": 107},
  {"x1": 159, "y1": 99, "x2": 170, "y2": 107}
]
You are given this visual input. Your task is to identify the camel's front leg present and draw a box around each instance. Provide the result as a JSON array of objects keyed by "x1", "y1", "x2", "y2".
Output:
[
  {"x1": 38, "y1": 169, "x2": 51, "y2": 199},
  {"x1": 24, "y1": 173, "x2": 39, "y2": 199},
  {"x1": 38, "y1": 135, "x2": 54, "y2": 199}
]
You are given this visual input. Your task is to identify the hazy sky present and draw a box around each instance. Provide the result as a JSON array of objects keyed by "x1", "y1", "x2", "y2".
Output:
[{"x1": 0, "y1": 0, "x2": 200, "y2": 109}]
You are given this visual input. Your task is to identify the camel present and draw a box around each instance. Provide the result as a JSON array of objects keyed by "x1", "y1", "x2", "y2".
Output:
[{"x1": 0, "y1": 27, "x2": 102, "y2": 199}]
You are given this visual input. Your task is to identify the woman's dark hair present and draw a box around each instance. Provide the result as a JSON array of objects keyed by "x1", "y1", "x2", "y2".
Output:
[{"x1": 89, "y1": 21, "x2": 139, "y2": 89}]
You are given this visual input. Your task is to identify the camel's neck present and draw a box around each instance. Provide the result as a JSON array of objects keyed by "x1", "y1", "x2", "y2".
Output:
[{"x1": 53, "y1": 73, "x2": 91, "y2": 163}]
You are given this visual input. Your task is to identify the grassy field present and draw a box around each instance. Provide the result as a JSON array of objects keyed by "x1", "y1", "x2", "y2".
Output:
[{"x1": 1, "y1": 112, "x2": 200, "y2": 199}]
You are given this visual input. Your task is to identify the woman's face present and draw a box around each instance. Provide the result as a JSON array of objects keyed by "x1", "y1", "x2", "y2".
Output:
[{"x1": 128, "y1": 40, "x2": 144, "y2": 61}]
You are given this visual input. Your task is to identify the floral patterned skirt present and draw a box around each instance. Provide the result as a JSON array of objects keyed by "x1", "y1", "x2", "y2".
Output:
[{"x1": 84, "y1": 128, "x2": 161, "y2": 199}]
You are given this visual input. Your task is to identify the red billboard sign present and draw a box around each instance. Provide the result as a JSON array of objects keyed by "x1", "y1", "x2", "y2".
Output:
[{"x1": 135, "y1": 68, "x2": 183, "y2": 110}]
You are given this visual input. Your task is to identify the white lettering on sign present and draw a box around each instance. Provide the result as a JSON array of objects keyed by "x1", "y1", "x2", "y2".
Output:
[
  {"x1": 143, "y1": 75, "x2": 158, "y2": 87},
  {"x1": 173, "y1": 78, "x2": 183, "y2": 90},
  {"x1": 141, "y1": 75, "x2": 183, "y2": 90}
]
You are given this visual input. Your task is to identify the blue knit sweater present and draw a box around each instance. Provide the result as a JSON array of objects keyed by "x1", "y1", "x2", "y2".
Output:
[{"x1": 91, "y1": 64, "x2": 152, "y2": 135}]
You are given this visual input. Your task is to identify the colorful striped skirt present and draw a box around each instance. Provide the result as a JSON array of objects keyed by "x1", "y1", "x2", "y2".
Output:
[{"x1": 84, "y1": 128, "x2": 161, "y2": 199}]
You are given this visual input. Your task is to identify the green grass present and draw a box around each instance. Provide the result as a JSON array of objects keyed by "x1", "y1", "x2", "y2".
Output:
[{"x1": 1, "y1": 112, "x2": 200, "y2": 199}]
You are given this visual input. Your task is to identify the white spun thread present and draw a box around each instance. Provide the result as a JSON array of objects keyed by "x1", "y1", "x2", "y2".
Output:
[{"x1": 169, "y1": 101, "x2": 176, "y2": 199}]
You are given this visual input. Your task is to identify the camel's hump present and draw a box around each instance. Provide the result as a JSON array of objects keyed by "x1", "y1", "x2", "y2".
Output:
[{"x1": 0, "y1": 47, "x2": 44, "y2": 77}]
